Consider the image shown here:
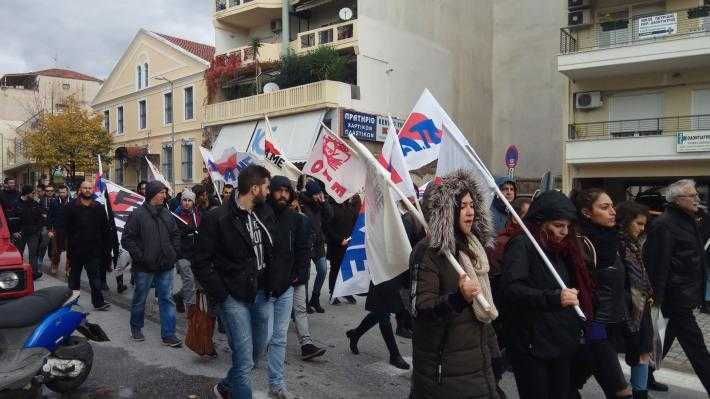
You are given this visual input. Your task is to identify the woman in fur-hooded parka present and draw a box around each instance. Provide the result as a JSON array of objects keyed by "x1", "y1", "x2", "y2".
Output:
[{"x1": 410, "y1": 169, "x2": 499, "y2": 399}]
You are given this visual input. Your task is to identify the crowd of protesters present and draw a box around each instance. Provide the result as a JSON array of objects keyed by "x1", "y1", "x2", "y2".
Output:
[{"x1": 3, "y1": 168, "x2": 710, "y2": 399}]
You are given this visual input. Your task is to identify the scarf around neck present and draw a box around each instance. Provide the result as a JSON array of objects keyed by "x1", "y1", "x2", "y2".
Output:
[
  {"x1": 457, "y1": 234, "x2": 498, "y2": 324},
  {"x1": 580, "y1": 219, "x2": 618, "y2": 268}
]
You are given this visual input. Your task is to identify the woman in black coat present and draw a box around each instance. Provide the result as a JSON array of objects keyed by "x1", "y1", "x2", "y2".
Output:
[{"x1": 503, "y1": 190, "x2": 589, "y2": 399}]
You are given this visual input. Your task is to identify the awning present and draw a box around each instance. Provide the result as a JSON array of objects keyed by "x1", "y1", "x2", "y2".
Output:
[{"x1": 212, "y1": 110, "x2": 326, "y2": 163}]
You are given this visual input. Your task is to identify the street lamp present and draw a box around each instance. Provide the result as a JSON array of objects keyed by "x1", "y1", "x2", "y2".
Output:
[{"x1": 155, "y1": 76, "x2": 176, "y2": 187}]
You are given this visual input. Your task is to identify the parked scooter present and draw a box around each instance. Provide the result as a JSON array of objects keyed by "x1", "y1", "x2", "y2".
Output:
[{"x1": 0, "y1": 286, "x2": 109, "y2": 393}]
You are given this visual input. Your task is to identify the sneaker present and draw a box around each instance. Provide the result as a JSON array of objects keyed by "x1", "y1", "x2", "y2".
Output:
[
  {"x1": 269, "y1": 387, "x2": 295, "y2": 399},
  {"x1": 330, "y1": 296, "x2": 341, "y2": 305},
  {"x1": 213, "y1": 383, "x2": 230, "y2": 399},
  {"x1": 301, "y1": 344, "x2": 326, "y2": 360},
  {"x1": 162, "y1": 336, "x2": 183, "y2": 348},
  {"x1": 131, "y1": 329, "x2": 145, "y2": 342},
  {"x1": 94, "y1": 303, "x2": 111, "y2": 311}
]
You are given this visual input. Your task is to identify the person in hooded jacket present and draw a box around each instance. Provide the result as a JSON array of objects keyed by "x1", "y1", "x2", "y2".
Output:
[
  {"x1": 172, "y1": 188, "x2": 200, "y2": 314},
  {"x1": 490, "y1": 176, "x2": 517, "y2": 235},
  {"x1": 502, "y1": 190, "x2": 589, "y2": 398},
  {"x1": 571, "y1": 188, "x2": 632, "y2": 398},
  {"x1": 409, "y1": 169, "x2": 500, "y2": 398}
]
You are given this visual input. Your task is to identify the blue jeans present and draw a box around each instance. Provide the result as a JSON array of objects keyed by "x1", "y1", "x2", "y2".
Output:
[
  {"x1": 268, "y1": 287, "x2": 294, "y2": 391},
  {"x1": 219, "y1": 291, "x2": 273, "y2": 399},
  {"x1": 130, "y1": 270, "x2": 176, "y2": 340},
  {"x1": 310, "y1": 256, "x2": 328, "y2": 303}
]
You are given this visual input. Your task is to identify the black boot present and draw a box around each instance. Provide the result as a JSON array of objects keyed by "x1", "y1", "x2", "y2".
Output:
[
  {"x1": 648, "y1": 368, "x2": 669, "y2": 392},
  {"x1": 309, "y1": 297, "x2": 325, "y2": 313},
  {"x1": 346, "y1": 329, "x2": 360, "y2": 355},
  {"x1": 389, "y1": 354, "x2": 410, "y2": 370}
]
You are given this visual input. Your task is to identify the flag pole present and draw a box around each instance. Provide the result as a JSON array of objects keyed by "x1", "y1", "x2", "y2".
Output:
[
  {"x1": 458, "y1": 140, "x2": 586, "y2": 320},
  {"x1": 345, "y1": 132, "x2": 492, "y2": 312},
  {"x1": 386, "y1": 113, "x2": 424, "y2": 216}
]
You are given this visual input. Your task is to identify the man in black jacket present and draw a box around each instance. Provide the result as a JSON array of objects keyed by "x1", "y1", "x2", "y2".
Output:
[
  {"x1": 122, "y1": 181, "x2": 181, "y2": 347},
  {"x1": 48, "y1": 185, "x2": 71, "y2": 275},
  {"x1": 644, "y1": 179, "x2": 710, "y2": 393},
  {"x1": 299, "y1": 180, "x2": 332, "y2": 313},
  {"x1": 325, "y1": 195, "x2": 360, "y2": 305},
  {"x1": 13, "y1": 185, "x2": 45, "y2": 280},
  {"x1": 64, "y1": 181, "x2": 112, "y2": 310},
  {"x1": 264, "y1": 176, "x2": 313, "y2": 396},
  {"x1": 192, "y1": 165, "x2": 276, "y2": 399}
]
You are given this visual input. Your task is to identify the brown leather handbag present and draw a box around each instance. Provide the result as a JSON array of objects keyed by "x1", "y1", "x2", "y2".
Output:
[{"x1": 185, "y1": 290, "x2": 216, "y2": 356}]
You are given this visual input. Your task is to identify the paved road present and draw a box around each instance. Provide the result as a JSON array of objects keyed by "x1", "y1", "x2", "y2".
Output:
[{"x1": 4, "y1": 268, "x2": 707, "y2": 399}]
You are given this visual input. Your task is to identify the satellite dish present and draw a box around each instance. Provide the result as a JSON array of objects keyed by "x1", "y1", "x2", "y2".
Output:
[
  {"x1": 339, "y1": 7, "x2": 353, "y2": 21},
  {"x1": 263, "y1": 82, "x2": 280, "y2": 93}
]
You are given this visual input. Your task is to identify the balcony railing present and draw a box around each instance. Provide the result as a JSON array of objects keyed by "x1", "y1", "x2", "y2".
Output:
[
  {"x1": 219, "y1": 42, "x2": 281, "y2": 63},
  {"x1": 294, "y1": 20, "x2": 358, "y2": 53},
  {"x1": 205, "y1": 80, "x2": 353, "y2": 125},
  {"x1": 569, "y1": 114, "x2": 710, "y2": 140},
  {"x1": 216, "y1": 0, "x2": 255, "y2": 12},
  {"x1": 560, "y1": 6, "x2": 710, "y2": 54}
]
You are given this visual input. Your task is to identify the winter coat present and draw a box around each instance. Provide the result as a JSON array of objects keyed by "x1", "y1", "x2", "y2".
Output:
[
  {"x1": 175, "y1": 208, "x2": 200, "y2": 262},
  {"x1": 644, "y1": 204, "x2": 708, "y2": 311},
  {"x1": 268, "y1": 202, "x2": 309, "y2": 298},
  {"x1": 292, "y1": 212, "x2": 313, "y2": 286},
  {"x1": 502, "y1": 234, "x2": 583, "y2": 359},
  {"x1": 15, "y1": 198, "x2": 44, "y2": 237},
  {"x1": 0, "y1": 189, "x2": 19, "y2": 214},
  {"x1": 325, "y1": 196, "x2": 360, "y2": 263},
  {"x1": 64, "y1": 198, "x2": 113, "y2": 262},
  {"x1": 121, "y1": 203, "x2": 180, "y2": 273},
  {"x1": 299, "y1": 194, "x2": 332, "y2": 260},
  {"x1": 47, "y1": 196, "x2": 71, "y2": 231},
  {"x1": 192, "y1": 198, "x2": 276, "y2": 304},
  {"x1": 412, "y1": 169, "x2": 499, "y2": 398}
]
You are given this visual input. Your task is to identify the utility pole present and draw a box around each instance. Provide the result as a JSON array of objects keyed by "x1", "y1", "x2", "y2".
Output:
[{"x1": 155, "y1": 76, "x2": 176, "y2": 187}]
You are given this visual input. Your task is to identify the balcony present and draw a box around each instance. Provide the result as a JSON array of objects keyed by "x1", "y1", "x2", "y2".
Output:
[
  {"x1": 566, "y1": 114, "x2": 710, "y2": 165},
  {"x1": 215, "y1": 0, "x2": 282, "y2": 29},
  {"x1": 218, "y1": 42, "x2": 282, "y2": 63},
  {"x1": 293, "y1": 20, "x2": 358, "y2": 54},
  {"x1": 558, "y1": 6, "x2": 710, "y2": 79},
  {"x1": 205, "y1": 80, "x2": 354, "y2": 126}
]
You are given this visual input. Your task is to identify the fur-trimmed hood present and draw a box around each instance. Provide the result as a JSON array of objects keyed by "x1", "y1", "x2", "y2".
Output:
[{"x1": 423, "y1": 169, "x2": 494, "y2": 254}]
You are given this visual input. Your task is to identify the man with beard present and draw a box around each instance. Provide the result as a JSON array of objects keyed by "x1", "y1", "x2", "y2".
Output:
[
  {"x1": 192, "y1": 165, "x2": 277, "y2": 399},
  {"x1": 48, "y1": 185, "x2": 71, "y2": 275},
  {"x1": 64, "y1": 181, "x2": 112, "y2": 310},
  {"x1": 263, "y1": 176, "x2": 311, "y2": 397},
  {"x1": 299, "y1": 180, "x2": 332, "y2": 313}
]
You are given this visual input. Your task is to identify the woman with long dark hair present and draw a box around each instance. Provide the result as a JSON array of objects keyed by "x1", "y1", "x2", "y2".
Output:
[
  {"x1": 617, "y1": 201, "x2": 654, "y2": 398},
  {"x1": 572, "y1": 188, "x2": 632, "y2": 398},
  {"x1": 409, "y1": 169, "x2": 499, "y2": 398},
  {"x1": 502, "y1": 190, "x2": 590, "y2": 398}
]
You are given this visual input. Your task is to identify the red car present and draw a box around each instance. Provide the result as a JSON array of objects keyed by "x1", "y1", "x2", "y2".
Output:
[{"x1": 0, "y1": 206, "x2": 33, "y2": 299}]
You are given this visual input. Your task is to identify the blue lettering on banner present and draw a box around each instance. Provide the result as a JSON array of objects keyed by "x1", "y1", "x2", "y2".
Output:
[
  {"x1": 399, "y1": 118, "x2": 441, "y2": 156},
  {"x1": 340, "y1": 212, "x2": 366, "y2": 281},
  {"x1": 343, "y1": 109, "x2": 378, "y2": 141}
]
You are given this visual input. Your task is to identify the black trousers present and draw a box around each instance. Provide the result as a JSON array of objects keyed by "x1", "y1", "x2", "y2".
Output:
[
  {"x1": 353, "y1": 312, "x2": 400, "y2": 357},
  {"x1": 663, "y1": 307, "x2": 710, "y2": 393},
  {"x1": 328, "y1": 248, "x2": 345, "y2": 295},
  {"x1": 510, "y1": 350, "x2": 571, "y2": 399},
  {"x1": 572, "y1": 338, "x2": 627, "y2": 397},
  {"x1": 69, "y1": 257, "x2": 105, "y2": 308}
]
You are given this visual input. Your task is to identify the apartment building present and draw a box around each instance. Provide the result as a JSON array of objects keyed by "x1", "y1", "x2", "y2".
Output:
[
  {"x1": 559, "y1": 0, "x2": 710, "y2": 204},
  {"x1": 0, "y1": 68, "x2": 102, "y2": 183},
  {"x1": 92, "y1": 29, "x2": 214, "y2": 192},
  {"x1": 207, "y1": 0, "x2": 566, "y2": 184}
]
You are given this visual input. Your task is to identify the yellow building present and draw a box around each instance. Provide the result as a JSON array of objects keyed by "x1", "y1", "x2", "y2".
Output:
[
  {"x1": 559, "y1": 0, "x2": 710, "y2": 204},
  {"x1": 92, "y1": 29, "x2": 214, "y2": 192}
]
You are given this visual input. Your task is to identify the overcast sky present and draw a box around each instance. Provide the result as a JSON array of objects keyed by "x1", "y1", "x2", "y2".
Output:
[{"x1": 0, "y1": 1, "x2": 215, "y2": 80}]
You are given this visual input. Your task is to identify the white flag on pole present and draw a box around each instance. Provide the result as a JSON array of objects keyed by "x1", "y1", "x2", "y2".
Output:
[
  {"x1": 304, "y1": 128, "x2": 366, "y2": 204},
  {"x1": 378, "y1": 115, "x2": 416, "y2": 198},
  {"x1": 145, "y1": 156, "x2": 172, "y2": 193},
  {"x1": 247, "y1": 126, "x2": 301, "y2": 182}
]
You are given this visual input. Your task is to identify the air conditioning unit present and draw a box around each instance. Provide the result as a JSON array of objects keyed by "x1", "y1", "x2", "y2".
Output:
[
  {"x1": 568, "y1": 0, "x2": 591, "y2": 9},
  {"x1": 568, "y1": 9, "x2": 592, "y2": 27},
  {"x1": 270, "y1": 19, "x2": 282, "y2": 33},
  {"x1": 575, "y1": 92, "x2": 603, "y2": 109}
]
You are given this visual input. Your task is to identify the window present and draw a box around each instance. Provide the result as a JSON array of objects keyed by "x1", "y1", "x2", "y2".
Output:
[
  {"x1": 144, "y1": 63, "x2": 149, "y2": 88},
  {"x1": 162, "y1": 146, "x2": 174, "y2": 183},
  {"x1": 609, "y1": 92, "x2": 663, "y2": 136},
  {"x1": 164, "y1": 92, "x2": 173, "y2": 124},
  {"x1": 117, "y1": 106, "x2": 124, "y2": 133},
  {"x1": 181, "y1": 142, "x2": 193, "y2": 181},
  {"x1": 137, "y1": 65, "x2": 142, "y2": 89},
  {"x1": 114, "y1": 159, "x2": 124, "y2": 185},
  {"x1": 138, "y1": 100, "x2": 147, "y2": 130},
  {"x1": 62, "y1": 83, "x2": 70, "y2": 90},
  {"x1": 692, "y1": 89, "x2": 710, "y2": 129},
  {"x1": 184, "y1": 87, "x2": 194, "y2": 120},
  {"x1": 103, "y1": 110, "x2": 110, "y2": 131}
]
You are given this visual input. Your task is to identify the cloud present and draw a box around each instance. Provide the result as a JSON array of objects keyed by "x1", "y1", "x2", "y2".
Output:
[{"x1": 0, "y1": 0, "x2": 214, "y2": 80}]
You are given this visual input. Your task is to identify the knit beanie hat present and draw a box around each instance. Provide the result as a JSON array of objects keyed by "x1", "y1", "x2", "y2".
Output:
[
  {"x1": 181, "y1": 188, "x2": 196, "y2": 202},
  {"x1": 305, "y1": 180, "x2": 322, "y2": 197},
  {"x1": 145, "y1": 181, "x2": 166, "y2": 201}
]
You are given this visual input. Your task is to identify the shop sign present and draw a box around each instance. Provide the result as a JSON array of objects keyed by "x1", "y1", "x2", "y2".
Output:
[{"x1": 677, "y1": 131, "x2": 710, "y2": 152}]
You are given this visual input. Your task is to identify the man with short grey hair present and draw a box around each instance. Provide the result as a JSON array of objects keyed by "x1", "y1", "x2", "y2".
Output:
[{"x1": 645, "y1": 178, "x2": 710, "y2": 393}]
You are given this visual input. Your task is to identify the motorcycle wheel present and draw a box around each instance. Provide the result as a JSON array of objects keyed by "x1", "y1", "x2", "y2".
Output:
[{"x1": 44, "y1": 336, "x2": 94, "y2": 393}]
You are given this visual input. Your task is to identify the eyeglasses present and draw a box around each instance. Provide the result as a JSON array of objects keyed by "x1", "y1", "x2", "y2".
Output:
[{"x1": 677, "y1": 194, "x2": 700, "y2": 199}]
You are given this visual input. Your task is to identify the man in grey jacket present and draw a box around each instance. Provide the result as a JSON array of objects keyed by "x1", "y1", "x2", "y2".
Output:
[{"x1": 122, "y1": 181, "x2": 182, "y2": 347}]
